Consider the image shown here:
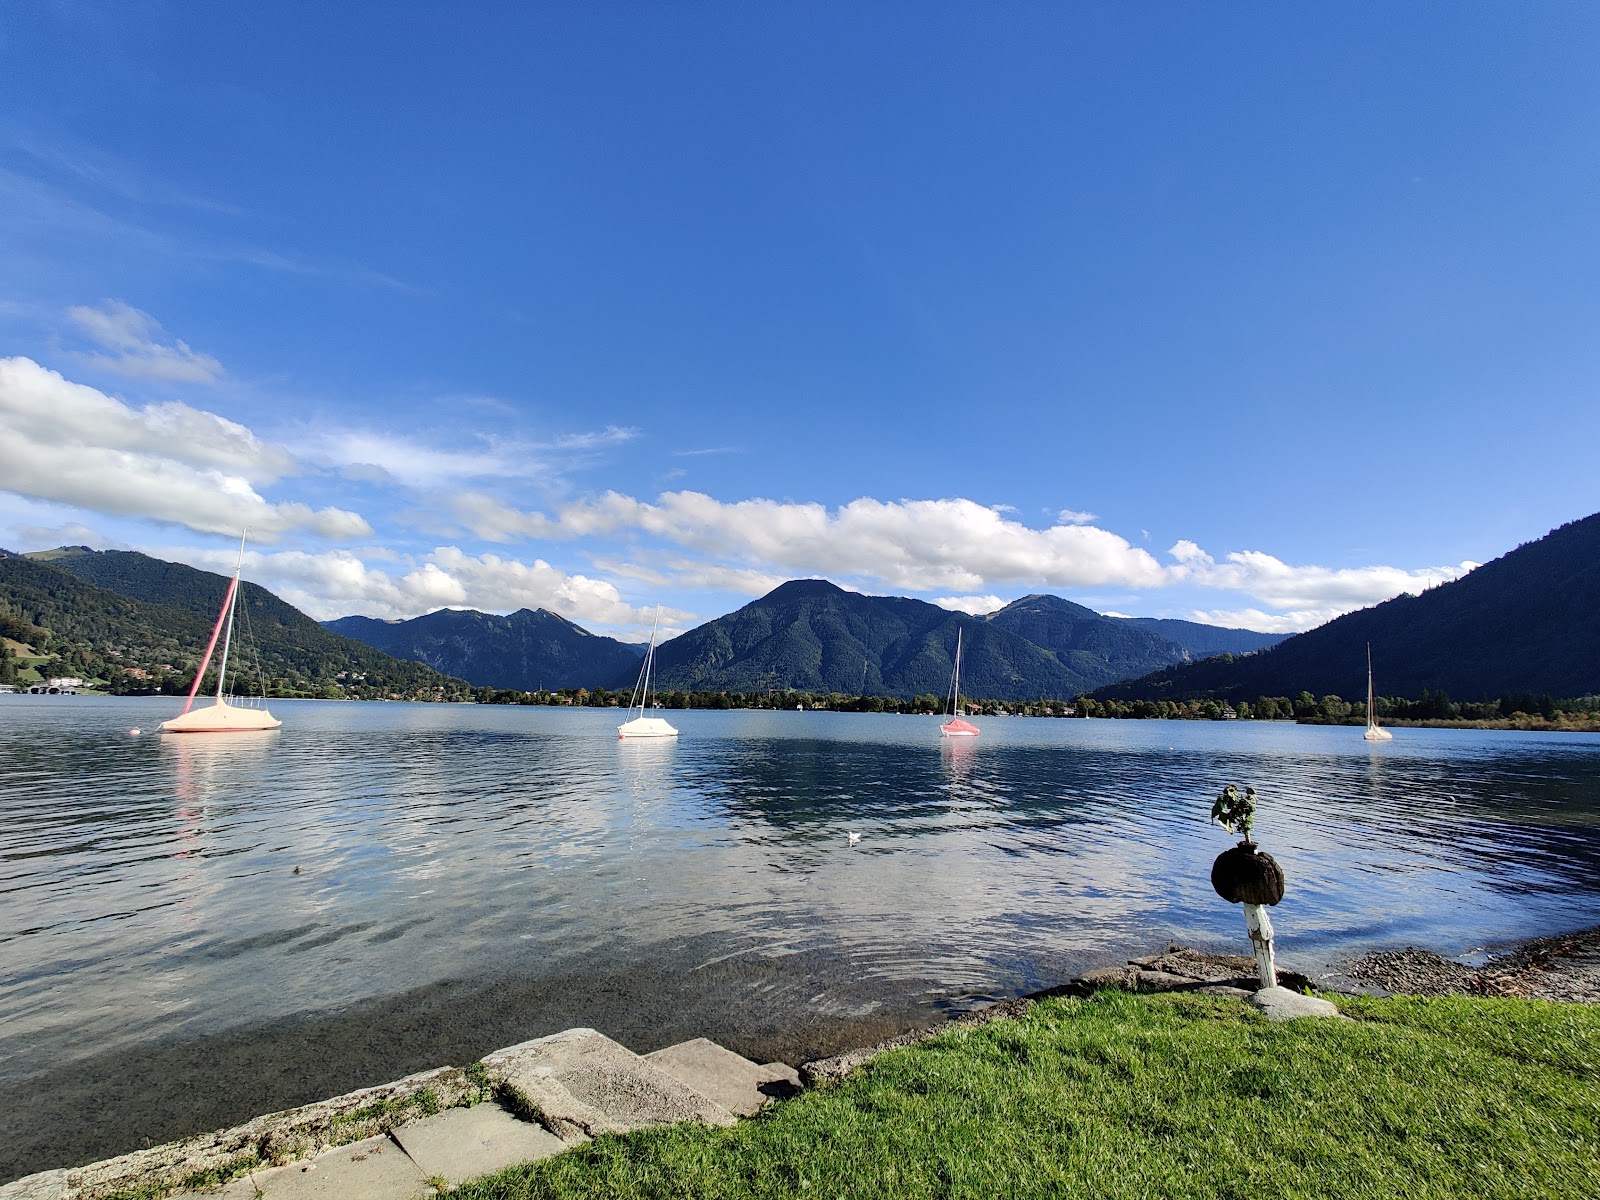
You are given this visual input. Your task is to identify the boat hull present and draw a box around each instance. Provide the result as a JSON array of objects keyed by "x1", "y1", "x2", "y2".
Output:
[
  {"x1": 617, "y1": 716, "x2": 678, "y2": 739},
  {"x1": 1363, "y1": 726, "x2": 1393, "y2": 742},
  {"x1": 940, "y1": 718, "x2": 980, "y2": 737},
  {"x1": 161, "y1": 699, "x2": 281, "y2": 733}
]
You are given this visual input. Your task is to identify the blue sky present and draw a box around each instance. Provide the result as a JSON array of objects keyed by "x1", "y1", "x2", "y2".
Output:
[{"x1": 2, "y1": 2, "x2": 1597, "y2": 638}]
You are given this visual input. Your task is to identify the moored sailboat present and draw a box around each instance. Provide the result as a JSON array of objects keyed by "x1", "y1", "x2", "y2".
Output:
[
  {"x1": 940, "y1": 627, "x2": 979, "y2": 738},
  {"x1": 617, "y1": 608, "x2": 678, "y2": 739},
  {"x1": 1363, "y1": 643, "x2": 1392, "y2": 742},
  {"x1": 161, "y1": 535, "x2": 281, "y2": 734}
]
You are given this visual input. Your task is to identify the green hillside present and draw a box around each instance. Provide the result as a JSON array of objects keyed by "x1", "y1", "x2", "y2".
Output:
[{"x1": 3, "y1": 548, "x2": 473, "y2": 700}]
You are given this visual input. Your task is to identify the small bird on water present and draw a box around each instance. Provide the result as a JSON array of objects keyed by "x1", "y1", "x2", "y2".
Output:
[{"x1": 847, "y1": 831, "x2": 861, "y2": 845}]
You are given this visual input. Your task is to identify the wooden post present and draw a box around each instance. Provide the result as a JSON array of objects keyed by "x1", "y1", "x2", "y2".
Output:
[{"x1": 1243, "y1": 903, "x2": 1277, "y2": 989}]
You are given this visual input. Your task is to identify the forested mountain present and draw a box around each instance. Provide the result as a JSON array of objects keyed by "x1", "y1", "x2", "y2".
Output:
[
  {"x1": 4, "y1": 548, "x2": 472, "y2": 699},
  {"x1": 324, "y1": 608, "x2": 643, "y2": 692},
  {"x1": 649, "y1": 579, "x2": 1084, "y2": 700},
  {"x1": 1092, "y1": 512, "x2": 1600, "y2": 703},
  {"x1": 985, "y1": 594, "x2": 1196, "y2": 681}
]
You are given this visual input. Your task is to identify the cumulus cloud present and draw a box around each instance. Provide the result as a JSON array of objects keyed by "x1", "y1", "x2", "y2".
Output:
[
  {"x1": 185, "y1": 544, "x2": 685, "y2": 628},
  {"x1": 0, "y1": 357, "x2": 370, "y2": 540},
  {"x1": 1057, "y1": 508, "x2": 1097, "y2": 525},
  {"x1": 1167, "y1": 540, "x2": 1475, "y2": 615},
  {"x1": 67, "y1": 300, "x2": 224, "y2": 383},
  {"x1": 932, "y1": 595, "x2": 1007, "y2": 615},
  {"x1": 458, "y1": 490, "x2": 1168, "y2": 593}
]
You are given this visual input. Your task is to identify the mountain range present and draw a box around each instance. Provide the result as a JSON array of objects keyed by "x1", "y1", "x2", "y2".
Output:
[
  {"x1": 12, "y1": 508, "x2": 1594, "y2": 706},
  {"x1": 643, "y1": 580, "x2": 1281, "y2": 700},
  {"x1": 1091, "y1": 511, "x2": 1600, "y2": 703},
  {"x1": 312, "y1": 579, "x2": 1282, "y2": 701}
]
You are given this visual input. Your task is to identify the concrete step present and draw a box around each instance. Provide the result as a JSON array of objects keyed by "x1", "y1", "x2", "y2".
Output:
[
  {"x1": 218, "y1": 1134, "x2": 429, "y2": 1199},
  {"x1": 645, "y1": 1038, "x2": 802, "y2": 1117},
  {"x1": 391, "y1": 1103, "x2": 568, "y2": 1187},
  {"x1": 483, "y1": 1028, "x2": 737, "y2": 1142}
]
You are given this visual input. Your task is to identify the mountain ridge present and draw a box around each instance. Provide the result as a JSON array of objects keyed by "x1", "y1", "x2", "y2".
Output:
[{"x1": 1091, "y1": 511, "x2": 1600, "y2": 703}]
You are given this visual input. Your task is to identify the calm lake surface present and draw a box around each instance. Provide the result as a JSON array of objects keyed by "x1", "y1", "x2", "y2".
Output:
[{"x1": 3, "y1": 695, "x2": 1599, "y2": 1176}]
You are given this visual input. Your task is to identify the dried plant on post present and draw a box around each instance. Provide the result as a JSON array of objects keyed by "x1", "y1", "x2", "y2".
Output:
[{"x1": 1209, "y1": 784, "x2": 1285, "y2": 988}]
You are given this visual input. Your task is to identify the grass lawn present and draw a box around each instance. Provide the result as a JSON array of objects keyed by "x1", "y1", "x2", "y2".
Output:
[{"x1": 449, "y1": 990, "x2": 1598, "y2": 1200}]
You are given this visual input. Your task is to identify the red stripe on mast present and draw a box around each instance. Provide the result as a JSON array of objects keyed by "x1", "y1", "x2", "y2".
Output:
[{"x1": 180, "y1": 577, "x2": 238, "y2": 715}]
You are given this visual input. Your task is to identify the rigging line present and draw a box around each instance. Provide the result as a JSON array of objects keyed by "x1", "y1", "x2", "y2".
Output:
[{"x1": 238, "y1": 584, "x2": 270, "y2": 704}]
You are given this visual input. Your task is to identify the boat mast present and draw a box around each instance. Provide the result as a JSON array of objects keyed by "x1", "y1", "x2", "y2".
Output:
[
  {"x1": 951, "y1": 628, "x2": 963, "y2": 717},
  {"x1": 640, "y1": 606, "x2": 660, "y2": 718},
  {"x1": 1366, "y1": 643, "x2": 1375, "y2": 728},
  {"x1": 215, "y1": 532, "x2": 246, "y2": 701}
]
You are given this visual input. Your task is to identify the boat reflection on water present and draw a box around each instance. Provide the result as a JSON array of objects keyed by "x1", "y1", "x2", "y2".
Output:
[
  {"x1": 940, "y1": 734, "x2": 979, "y2": 787},
  {"x1": 165, "y1": 730, "x2": 279, "y2": 855},
  {"x1": 616, "y1": 730, "x2": 678, "y2": 808}
]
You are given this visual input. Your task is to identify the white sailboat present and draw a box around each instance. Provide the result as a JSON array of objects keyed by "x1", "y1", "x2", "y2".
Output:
[
  {"x1": 940, "y1": 627, "x2": 979, "y2": 738},
  {"x1": 617, "y1": 608, "x2": 678, "y2": 740},
  {"x1": 1363, "y1": 643, "x2": 1392, "y2": 742},
  {"x1": 161, "y1": 534, "x2": 281, "y2": 734}
]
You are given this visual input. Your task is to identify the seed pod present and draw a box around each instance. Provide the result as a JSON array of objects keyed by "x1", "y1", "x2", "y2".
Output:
[{"x1": 1211, "y1": 841, "x2": 1285, "y2": 906}]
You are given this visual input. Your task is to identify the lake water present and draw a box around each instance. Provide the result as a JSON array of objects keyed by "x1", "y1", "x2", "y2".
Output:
[{"x1": 3, "y1": 695, "x2": 1599, "y2": 1178}]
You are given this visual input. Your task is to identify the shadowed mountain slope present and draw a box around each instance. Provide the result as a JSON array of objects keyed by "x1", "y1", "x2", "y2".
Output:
[
  {"x1": 1112, "y1": 616, "x2": 1284, "y2": 658},
  {"x1": 1092, "y1": 511, "x2": 1600, "y2": 703},
  {"x1": 324, "y1": 608, "x2": 644, "y2": 692},
  {"x1": 649, "y1": 579, "x2": 1246, "y2": 700}
]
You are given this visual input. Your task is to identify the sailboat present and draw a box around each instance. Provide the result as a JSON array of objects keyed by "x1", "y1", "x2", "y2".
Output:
[
  {"x1": 161, "y1": 534, "x2": 281, "y2": 734},
  {"x1": 617, "y1": 608, "x2": 678, "y2": 739},
  {"x1": 1363, "y1": 643, "x2": 1392, "y2": 742},
  {"x1": 940, "y1": 628, "x2": 979, "y2": 738}
]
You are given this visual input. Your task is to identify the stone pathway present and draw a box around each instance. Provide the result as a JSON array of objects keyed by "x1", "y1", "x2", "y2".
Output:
[{"x1": 1, "y1": 1030, "x2": 800, "y2": 1200}]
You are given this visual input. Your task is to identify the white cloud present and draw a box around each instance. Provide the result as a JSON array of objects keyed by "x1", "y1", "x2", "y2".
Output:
[
  {"x1": 1168, "y1": 540, "x2": 1475, "y2": 615},
  {"x1": 67, "y1": 300, "x2": 224, "y2": 383},
  {"x1": 932, "y1": 594, "x2": 1007, "y2": 616},
  {"x1": 591, "y1": 555, "x2": 788, "y2": 597},
  {"x1": 460, "y1": 490, "x2": 1169, "y2": 593},
  {"x1": 184, "y1": 544, "x2": 685, "y2": 629},
  {"x1": 1179, "y1": 607, "x2": 1343, "y2": 635},
  {"x1": 298, "y1": 423, "x2": 639, "y2": 490},
  {"x1": 1057, "y1": 508, "x2": 1097, "y2": 525},
  {"x1": 0, "y1": 357, "x2": 370, "y2": 540}
]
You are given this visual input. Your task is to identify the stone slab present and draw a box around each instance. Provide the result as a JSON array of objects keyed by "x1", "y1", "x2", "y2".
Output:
[
  {"x1": 219, "y1": 1135, "x2": 430, "y2": 1200},
  {"x1": 1134, "y1": 969, "x2": 1199, "y2": 992},
  {"x1": 1248, "y1": 986, "x2": 1343, "y2": 1021},
  {"x1": 644, "y1": 1038, "x2": 798, "y2": 1117},
  {"x1": 1077, "y1": 965, "x2": 1139, "y2": 991},
  {"x1": 0, "y1": 1170, "x2": 68, "y2": 1200},
  {"x1": 390, "y1": 1103, "x2": 567, "y2": 1187},
  {"x1": 483, "y1": 1028, "x2": 736, "y2": 1142}
]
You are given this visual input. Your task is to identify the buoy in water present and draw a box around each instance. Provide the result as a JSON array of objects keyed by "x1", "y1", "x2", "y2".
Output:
[{"x1": 128, "y1": 728, "x2": 141, "y2": 736}]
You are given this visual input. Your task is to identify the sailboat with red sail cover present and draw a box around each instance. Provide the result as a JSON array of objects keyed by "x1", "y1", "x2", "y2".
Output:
[
  {"x1": 160, "y1": 534, "x2": 281, "y2": 733},
  {"x1": 940, "y1": 628, "x2": 979, "y2": 738}
]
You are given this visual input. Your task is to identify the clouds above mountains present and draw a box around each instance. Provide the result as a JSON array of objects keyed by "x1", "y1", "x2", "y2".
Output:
[{"x1": 0, "y1": 335, "x2": 1475, "y2": 634}]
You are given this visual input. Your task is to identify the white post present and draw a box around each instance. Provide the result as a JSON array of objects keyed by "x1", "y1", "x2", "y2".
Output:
[{"x1": 1243, "y1": 903, "x2": 1278, "y2": 989}]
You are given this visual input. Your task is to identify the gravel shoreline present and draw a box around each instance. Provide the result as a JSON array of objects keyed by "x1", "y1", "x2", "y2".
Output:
[{"x1": 1338, "y1": 924, "x2": 1600, "y2": 1004}]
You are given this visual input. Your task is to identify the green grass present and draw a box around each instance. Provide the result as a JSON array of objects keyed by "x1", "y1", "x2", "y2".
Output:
[{"x1": 449, "y1": 991, "x2": 1599, "y2": 1200}]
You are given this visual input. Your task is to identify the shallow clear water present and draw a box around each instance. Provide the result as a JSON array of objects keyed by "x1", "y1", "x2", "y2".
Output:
[{"x1": 2, "y1": 695, "x2": 1599, "y2": 1174}]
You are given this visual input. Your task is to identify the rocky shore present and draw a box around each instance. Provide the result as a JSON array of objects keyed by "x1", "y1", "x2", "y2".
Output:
[{"x1": 1340, "y1": 924, "x2": 1600, "y2": 1004}]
